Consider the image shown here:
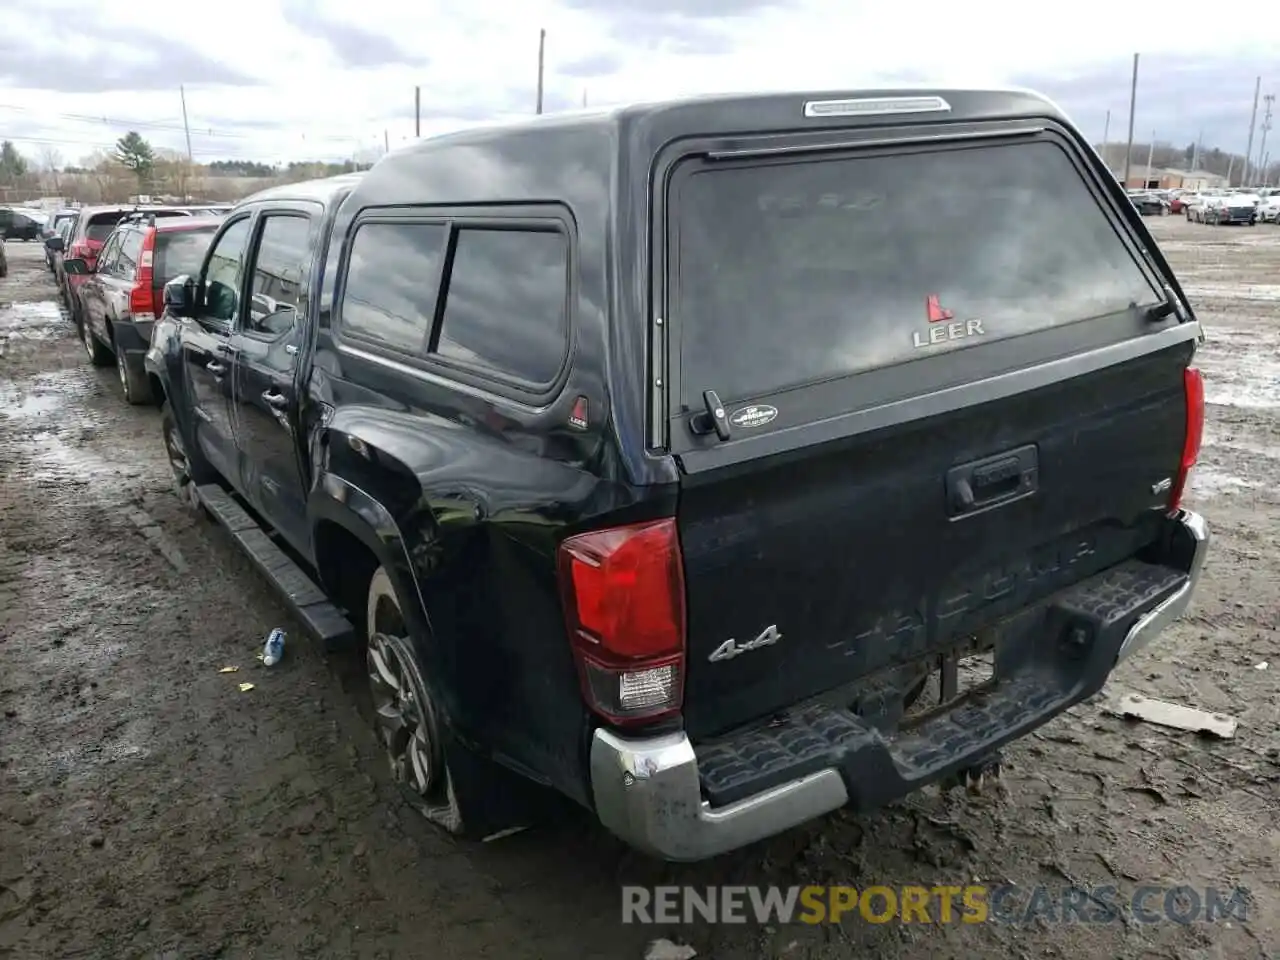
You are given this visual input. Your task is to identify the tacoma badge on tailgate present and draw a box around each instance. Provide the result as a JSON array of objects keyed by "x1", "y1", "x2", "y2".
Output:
[{"x1": 709, "y1": 625, "x2": 783, "y2": 662}]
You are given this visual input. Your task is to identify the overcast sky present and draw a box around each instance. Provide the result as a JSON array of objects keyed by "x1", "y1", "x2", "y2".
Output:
[{"x1": 0, "y1": 0, "x2": 1274, "y2": 167}]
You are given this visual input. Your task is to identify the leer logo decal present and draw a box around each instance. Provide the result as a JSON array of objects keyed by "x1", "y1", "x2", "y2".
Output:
[
  {"x1": 729, "y1": 404, "x2": 778, "y2": 428},
  {"x1": 913, "y1": 295, "x2": 985, "y2": 349}
]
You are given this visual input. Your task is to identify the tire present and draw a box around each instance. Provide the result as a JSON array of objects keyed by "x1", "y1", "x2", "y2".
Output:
[
  {"x1": 160, "y1": 401, "x2": 216, "y2": 515},
  {"x1": 115, "y1": 342, "x2": 153, "y2": 405},
  {"x1": 81, "y1": 317, "x2": 113, "y2": 367},
  {"x1": 365, "y1": 567, "x2": 467, "y2": 834}
]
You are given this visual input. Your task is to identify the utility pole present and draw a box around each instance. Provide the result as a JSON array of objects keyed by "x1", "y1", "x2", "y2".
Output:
[
  {"x1": 1123, "y1": 53, "x2": 1139, "y2": 188},
  {"x1": 1258, "y1": 94, "x2": 1274, "y2": 187},
  {"x1": 1226, "y1": 155, "x2": 1235, "y2": 185},
  {"x1": 1192, "y1": 130, "x2": 1202, "y2": 171},
  {"x1": 179, "y1": 85, "x2": 193, "y2": 162},
  {"x1": 582, "y1": 88, "x2": 588, "y2": 108},
  {"x1": 1102, "y1": 109, "x2": 1110, "y2": 168},
  {"x1": 415, "y1": 86, "x2": 421, "y2": 137},
  {"x1": 384, "y1": 129, "x2": 390, "y2": 154},
  {"x1": 1145, "y1": 131, "x2": 1156, "y2": 188},
  {"x1": 535, "y1": 28, "x2": 545, "y2": 114},
  {"x1": 1243, "y1": 76, "x2": 1261, "y2": 185}
]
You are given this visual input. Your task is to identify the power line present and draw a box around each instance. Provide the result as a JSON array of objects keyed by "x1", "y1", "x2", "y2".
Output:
[
  {"x1": 0, "y1": 102, "x2": 248, "y2": 138},
  {"x1": 0, "y1": 102, "x2": 385, "y2": 152}
]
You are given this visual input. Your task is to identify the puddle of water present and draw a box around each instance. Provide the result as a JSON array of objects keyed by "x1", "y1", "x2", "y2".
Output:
[
  {"x1": 1181, "y1": 282, "x2": 1280, "y2": 302},
  {"x1": 0, "y1": 299, "x2": 66, "y2": 330},
  {"x1": 25, "y1": 432, "x2": 131, "y2": 482},
  {"x1": 2, "y1": 369, "x2": 108, "y2": 422},
  {"x1": 0, "y1": 387, "x2": 65, "y2": 419}
]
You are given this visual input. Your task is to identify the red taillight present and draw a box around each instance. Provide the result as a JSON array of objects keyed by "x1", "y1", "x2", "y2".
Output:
[
  {"x1": 129, "y1": 230, "x2": 157, "y2": 321},
  {"x1": 557, "y1": 518, "x2": 686, "y2": 726},
  {"x1": 1169, "y1": 366, "x2": 1204, "y2": 511}
]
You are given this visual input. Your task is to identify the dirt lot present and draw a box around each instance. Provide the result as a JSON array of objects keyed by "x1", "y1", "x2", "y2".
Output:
[{"x1": 1, "y1": 220, "x2": 1278, "y2": 960}]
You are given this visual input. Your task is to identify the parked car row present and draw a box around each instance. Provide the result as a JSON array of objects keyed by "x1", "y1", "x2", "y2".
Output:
[
  {"x1": 45, "y1": 205, "x2": 228, "y2": 403},
  {"x1": 1182, "y1": 190, "x2": 1267, "y2": 225},
  {"x1": 40, "y1": 90, "x2": 1210, "y2": 863}
]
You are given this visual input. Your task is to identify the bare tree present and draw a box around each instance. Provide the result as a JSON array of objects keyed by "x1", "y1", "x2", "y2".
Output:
[
  {"x1": 153, "y1": 148, "x2": 200, "y2": 200},
  {"x1": 37, "y1": 146, "x2": 64, "y2": 193},
  {"x1": 81, "y1": 150, "x2": 130, "y2": 203}
]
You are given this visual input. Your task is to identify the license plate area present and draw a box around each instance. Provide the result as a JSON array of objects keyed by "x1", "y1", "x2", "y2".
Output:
[{"x1": 899, "y1": 636, "x2": 997, "y2": 728}]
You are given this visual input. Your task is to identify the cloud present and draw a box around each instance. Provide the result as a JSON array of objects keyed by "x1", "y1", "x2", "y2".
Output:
[
  {"x1": 0, "y1": 0, "x2": 1273, "y2": 166},
  {"x1": 0, "y1": 31, "x2": 256, "y2": 94},
  {"x1": 280, "y1": 0, "x2": 430, "y2": 69},
  {"x1": 558, "y1": 53, "x2": 622, "y2": 79},
  {"x1": 561, "y1": 0, "x2": 791, "y2": 14}
]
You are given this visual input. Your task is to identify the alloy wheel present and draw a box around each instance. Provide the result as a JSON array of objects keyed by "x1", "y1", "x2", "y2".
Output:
[
  {"x1": 116, "y1": 349, "x2": 130, "y2": 398},
  {"x1": 163, "y1": 420, "x2": 193, "y2": 502},
  {"x1": 367, "y1": 631, "x2": 441, "y2": 798}
]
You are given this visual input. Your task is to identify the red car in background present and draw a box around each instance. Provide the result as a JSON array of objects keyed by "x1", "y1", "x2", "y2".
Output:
[
  {"x1": 1170, "y1": 192, "x2": 1197, "y2": 214},
  {"x1": 56, "y1": 206, "x2": 196, "y2": 326},
  {"x1": 62, "y1": 213, "x2": 223, "y2": 404}
]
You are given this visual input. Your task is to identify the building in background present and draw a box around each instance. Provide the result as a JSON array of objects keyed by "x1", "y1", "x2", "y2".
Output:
[{"x1": 1112, "y1": 166, "x2": 1229, "y2": 190}]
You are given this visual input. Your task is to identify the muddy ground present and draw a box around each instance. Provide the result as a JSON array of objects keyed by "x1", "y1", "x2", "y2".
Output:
[{"x1": 1, "y1": 220, "x2": 1278, "y2": 960}]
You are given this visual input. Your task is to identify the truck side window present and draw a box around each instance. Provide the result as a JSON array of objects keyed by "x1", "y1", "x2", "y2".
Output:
[
  {"x1": 203, "y1": 218, "x2": 252, "y2": 324},
  {"x1": 341, "y1": 221, "x2": 447, "y2": 354},
  {"x1": 436, "y1": 227, "x2": 569, "y2": 386},
  {"x1": 247, "y1": 214, "x2": 311, "y2": 338}
]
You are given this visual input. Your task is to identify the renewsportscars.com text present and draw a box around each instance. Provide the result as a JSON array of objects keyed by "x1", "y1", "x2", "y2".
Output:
[{"x1": 621, "y1": 884, "x2": 1250, "y2": 926}]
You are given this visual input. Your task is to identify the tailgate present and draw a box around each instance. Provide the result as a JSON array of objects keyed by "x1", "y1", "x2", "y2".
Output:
[{"x1": 662, "y1": 126, "x2": 1199, "y2": 739}]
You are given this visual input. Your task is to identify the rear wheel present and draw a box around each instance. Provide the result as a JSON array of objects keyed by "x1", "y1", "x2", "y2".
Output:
[
  {"x1": 366, "y1": 568, "x2": 466, "y2": 833},
  {"x1": 81, "y1": 318, "x2": 112, "y2": 367},
  {"x1": 115, "y1": 343, "x2": 153, "y2": 405},
  {"x1": 160, "y1": 402, "x2": 215, "y2": 515}
]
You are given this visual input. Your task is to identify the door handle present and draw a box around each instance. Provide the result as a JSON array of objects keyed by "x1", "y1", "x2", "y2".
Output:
[
  {"x1": 945, "y1": 444, "x2": 1039, "y2": 518},
  {"x1": 206, "y1": 361, "x2": 226, "y2": 375},
  {"x1": 262, "y1": 390, "x2": 289, "y2": 409}
]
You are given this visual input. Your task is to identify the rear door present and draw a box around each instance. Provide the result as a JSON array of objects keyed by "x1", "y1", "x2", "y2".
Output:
[
  {"x1": 181, "y1": 215, "x2": 253, "y2": 481},
  {"x1": 81, "y1": 232, "x2": 120, "y2": 343},
  {"x1": 663, "y1": 127, "x2": 1198, "y2": 738},
  {"x1": 104, "y1": 228, "x2": 144, "y2": 322},
  {"x1": 227, "y1": 209, "x2": 315, "y2": 552}
]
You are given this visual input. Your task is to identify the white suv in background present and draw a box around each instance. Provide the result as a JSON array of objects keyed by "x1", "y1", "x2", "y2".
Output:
[{"x1": 1258, "y1": 194, "x2": 1280, "y2": 223}]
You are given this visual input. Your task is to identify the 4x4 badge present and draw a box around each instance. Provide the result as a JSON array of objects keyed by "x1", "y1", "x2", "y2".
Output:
[{"x1": 709, "y1": 625, "x2": 783, "y2": 662}]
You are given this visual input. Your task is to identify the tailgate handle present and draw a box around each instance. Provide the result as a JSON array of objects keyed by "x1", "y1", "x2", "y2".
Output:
[{"x1": 946, "y1": 444, "x2": 1038, "y2": 517}]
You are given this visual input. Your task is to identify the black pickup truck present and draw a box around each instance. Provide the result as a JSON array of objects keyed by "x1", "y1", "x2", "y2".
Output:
[{"x1": 148, "y1": 88, "x2": 1209, "y2": 862}]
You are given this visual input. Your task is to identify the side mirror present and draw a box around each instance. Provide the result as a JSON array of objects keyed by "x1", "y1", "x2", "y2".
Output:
[
  {"x1": 45, "y1": 236, "x2": 65, "y2": 253},
  {"x1": 62, "y1": 257, "x2": 89, "y2": 276},
  {"x1": 163, "y1": 275, "x2": 195, "y2": 316}
]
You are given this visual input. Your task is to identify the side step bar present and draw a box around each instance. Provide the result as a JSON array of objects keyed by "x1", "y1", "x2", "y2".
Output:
[{"x1": 195, "y1": 484, "x2": 355, "y2": 649}]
